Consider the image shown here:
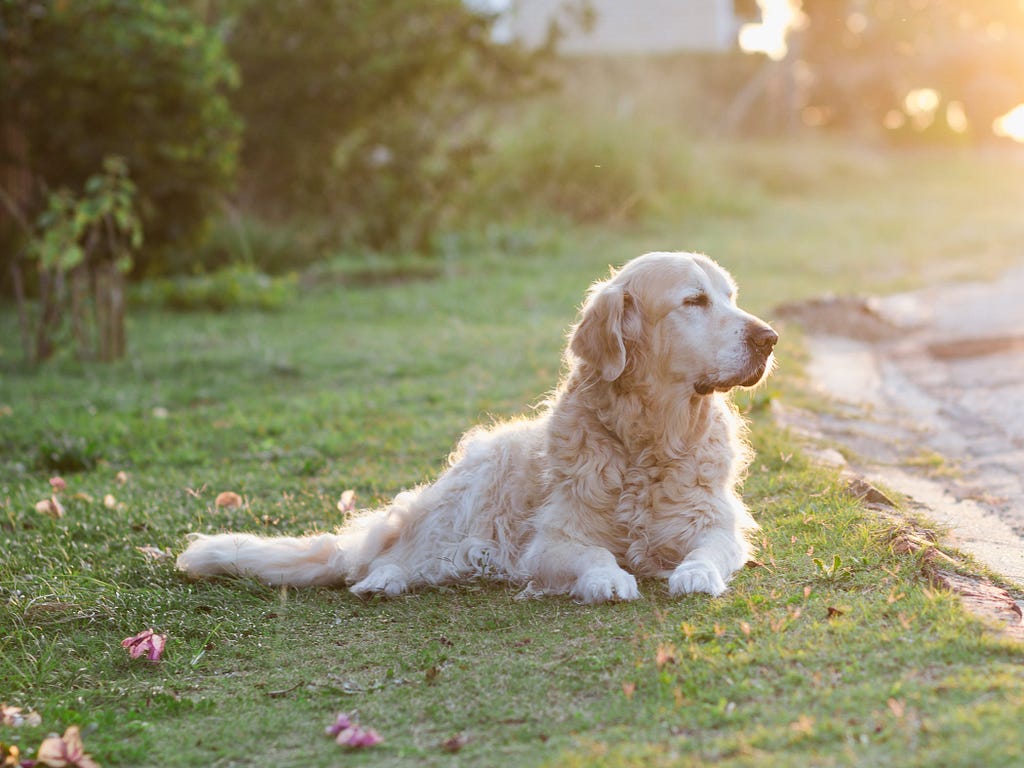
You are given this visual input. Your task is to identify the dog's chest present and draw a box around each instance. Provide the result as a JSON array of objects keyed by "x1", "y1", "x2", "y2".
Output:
[{"x1": 610, "y1": 438, "x2": 735, "y2": 572}]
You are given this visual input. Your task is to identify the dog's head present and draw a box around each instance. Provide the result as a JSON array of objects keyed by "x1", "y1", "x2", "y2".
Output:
[{"x1": 570, "y1": 252, "x2": 777, "y2": 395}]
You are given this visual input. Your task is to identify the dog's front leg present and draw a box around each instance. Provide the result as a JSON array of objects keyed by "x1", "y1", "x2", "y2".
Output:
[
  {"x1": 668, "y1": 523, "x2": 750, "y2": 598},
  {"x1": 523, "y1": 517, "x2": 640, "y2": 603}
]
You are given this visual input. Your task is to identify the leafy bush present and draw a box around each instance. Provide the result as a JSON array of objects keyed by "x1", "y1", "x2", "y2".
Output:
[
  {"x1": 185, "y1": 213, "x2": 326, "y2": 276},
  {"x1": 35, "y1": 432, "x2": 105, "y2": 473},
  {"x1": 131, "y1": 266, "x2": 297, "y2": 313}
]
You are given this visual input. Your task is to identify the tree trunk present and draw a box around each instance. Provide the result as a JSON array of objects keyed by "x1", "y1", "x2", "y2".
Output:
[
  {"x1": 94, "y1": 263, "x2": 111, "y2": 362},
  {"x1": 9, "y1": 259, "x2": 34, "y2": 365},
  {"x1": 109, "y1": 265, "x2": 126, "y2": 359},
  {"x1": 34, "y1": 268, "x2": 63, "y2": 362},
  {"x1": 93, "y1": 261, "x2": 126, "y2": 362},
  {"x1": 70, "y1": 263, "x2": 92, "y2": 360}
]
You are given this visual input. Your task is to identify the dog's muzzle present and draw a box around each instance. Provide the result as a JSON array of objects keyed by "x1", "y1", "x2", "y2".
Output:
[{"x1": 695, "y1": 321, "x2": 779, "y2": 395}]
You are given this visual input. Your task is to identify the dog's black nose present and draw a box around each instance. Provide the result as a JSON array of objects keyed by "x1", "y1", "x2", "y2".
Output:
[{"x1": 747, "y1": 323, "x2": 779, "y2": 353}]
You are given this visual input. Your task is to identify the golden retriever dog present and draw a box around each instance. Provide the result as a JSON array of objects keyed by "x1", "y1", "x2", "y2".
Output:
[{"x1": 177, "y1": 252, "x2": 778, "y2": 603}]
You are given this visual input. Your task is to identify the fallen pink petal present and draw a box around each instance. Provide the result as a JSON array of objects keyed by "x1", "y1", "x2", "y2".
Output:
[
  {"x1": 335, "y1": 726, "x2": 383, "y2": 749},
  {"x1": 325, "y1": 713, "x2": 382, "y2": 749},
  {"x1": 324, "y1": 712, "x2": 352, "y2": 737},
  {"x1": 49, "y1": 477, "x2": 66, "y2": 493},
  {"x1": 121, "y1": 628, "x2": 167, "y2": 662}
]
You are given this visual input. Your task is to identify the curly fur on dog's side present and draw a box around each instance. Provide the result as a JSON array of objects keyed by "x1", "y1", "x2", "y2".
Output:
[{"x1": 177, "y1": 252, "x2": 778, "y2": 603}]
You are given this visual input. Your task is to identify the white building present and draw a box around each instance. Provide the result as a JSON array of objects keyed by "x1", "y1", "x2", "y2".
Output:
[{"x1": 506, "y1": 0, "x2": 739, "y2": 54}]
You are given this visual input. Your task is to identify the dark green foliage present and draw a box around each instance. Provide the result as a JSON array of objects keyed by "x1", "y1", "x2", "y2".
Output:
[
  {"x1": 187, "y1": 212, "x2": 326, "y2": 276},
  {"x1": 227, "y1": 0, "x2": 550, "y2": 252},
  {"x1": 33, "y1": 432, "x2": 104, "y2": 473},
  {"x1": 0, "y1": 0, "x2": 241, "y2": 273},
  {"x1": 129, "y1": 266, "x2": 298, "y2": 313}
]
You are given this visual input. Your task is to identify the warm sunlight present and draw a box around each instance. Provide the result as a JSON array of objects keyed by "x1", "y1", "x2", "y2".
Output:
[
  {"x1": 903, "y1": 87, "x2": 941, "y2": 130},
  {"x1": 738, "y1": 0, "x2": 807, "y2": 61},
  {"x1": 993, "y1": 103, "x2": 1024, "y2": 143}
]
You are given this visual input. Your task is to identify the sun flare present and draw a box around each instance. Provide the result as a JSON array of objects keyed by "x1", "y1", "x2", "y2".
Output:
[
  {"x1": 738, "y1": 0, "x2": 807, "y2": 61},
  {"x1": 994, "y1": 104, "x2": 1024, "y2": 143}
]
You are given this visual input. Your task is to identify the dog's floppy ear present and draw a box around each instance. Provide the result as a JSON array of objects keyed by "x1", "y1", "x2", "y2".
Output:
[{"x1": 571, "y1": 282, "x2": 631, "y2": 381}]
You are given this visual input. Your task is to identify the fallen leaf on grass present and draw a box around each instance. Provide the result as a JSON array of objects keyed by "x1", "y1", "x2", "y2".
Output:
[
  {"x1": 215, "y1": 491, "x2": 243, "y2": 509},
  {"x1": 34, "y1": 497, "x2": 64, "y2": 519},
  {"x1": 1, "y1": 742, "x2": 21, "y2": 767},
  {"x1": 102, "y1": 494, "x2": 118, "y2": 509},
  {"x1": 115, "y1": 471, "x2": 129, "y2": 485},
  {"x1": 622, "y1": 681, "x2": 636, "y2": 700},
  {"x1": 325, "y1": 713, "x2": 382, "y2": 749},
  {"x1": 1, "y1": 705, "x2": 42, "y2": 728},
  {"x1": 887, "y1": 698, "x2": 906, "y2": 718},
  {"x1": 33, "y1": 726, "x2": 99, "y2": 768},
  {"x1": 790, "y1": 715, "x2": 815, "y2": 735},
  {"x1": 826, "y1": 606, "x2": 845, "y2": 619},
  {"x1": 441, "y1": 734, "x2": 469, "y2": 753},
  {"x1": 136, "y1": 546, "x2": 172, "y2": 561},
  {"x1": 655, "y1": 644, "x2": 676, "y2": 669},
  {"x1": 337, "y1": 489, "x2": 356, "y2": 513},
  {"x1": 121, "y1": 628, "x2": 167, "y2": 662},
  {"x1": 49, "y1": 477, "x2": 66, "y2": 493}
]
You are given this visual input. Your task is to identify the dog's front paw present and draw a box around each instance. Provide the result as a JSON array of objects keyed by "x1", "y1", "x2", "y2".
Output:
[
  {"x1": 572, "y1": 566, "x2": 640, "y2": 604},
  {"x1": 669, "y1": 560, "x2": 727, "y2": 597},
  {"x1": 350, "y1": 564, "x2": 409, "y2": 598}
]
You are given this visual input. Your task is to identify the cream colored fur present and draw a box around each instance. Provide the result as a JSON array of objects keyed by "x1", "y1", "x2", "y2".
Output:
[{"x1": 176, "y1": 252, "x2": 778, "y2": 603}]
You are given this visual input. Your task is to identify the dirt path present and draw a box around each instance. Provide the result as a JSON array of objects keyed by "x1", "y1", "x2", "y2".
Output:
[{"x1": 774, "y1": 263, "x2": 1024, "y2": 588}]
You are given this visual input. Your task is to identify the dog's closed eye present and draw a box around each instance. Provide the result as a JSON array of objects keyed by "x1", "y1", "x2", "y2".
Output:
[{"x1": 683, "y1": 293, "x2": 710, "y2": 308}]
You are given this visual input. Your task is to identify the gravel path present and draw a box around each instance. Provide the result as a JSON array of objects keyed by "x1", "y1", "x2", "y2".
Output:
[{"x1": 774, "y1": 263, "x2": 1024, "y2": 587}]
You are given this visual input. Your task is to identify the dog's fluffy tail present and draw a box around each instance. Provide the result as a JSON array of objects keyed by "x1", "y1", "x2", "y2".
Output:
[
  {"x1": 175, "y1": 532, "x2": 349, "y2": 586},
  {"x1": 176, "y1": 498, "x2": 409, "y2": 587}
]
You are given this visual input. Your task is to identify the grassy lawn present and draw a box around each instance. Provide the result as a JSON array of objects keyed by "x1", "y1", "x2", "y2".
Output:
[{"x1": 2, "y1": 142, "x2": 1024, "y2": 767}]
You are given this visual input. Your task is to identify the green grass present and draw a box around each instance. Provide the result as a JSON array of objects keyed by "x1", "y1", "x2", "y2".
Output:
[{"x1": 3, "y1": 141, "x2": 1024, "y2": 767}]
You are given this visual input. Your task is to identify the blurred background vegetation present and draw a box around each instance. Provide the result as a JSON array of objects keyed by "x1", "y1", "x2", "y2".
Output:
[{"x1": 2, "y1": 0, "x2": 1024, "y2": 362}]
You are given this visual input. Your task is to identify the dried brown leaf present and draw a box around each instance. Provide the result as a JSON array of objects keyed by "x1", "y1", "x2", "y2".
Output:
[
  {"x1": 337, "y1": 489, "x2": 357, "y2": 513},
  {"x1": 35, "y1": 496, "x2": 64, "y2": 519},
  {"x1": 441, "y1": 734, "x2": 469, "y2": 753},
  {"x1": 215, "y1": 491, "x2": 243, "y2": 508}
]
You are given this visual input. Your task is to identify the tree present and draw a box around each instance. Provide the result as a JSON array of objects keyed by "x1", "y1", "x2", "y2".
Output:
[
  {"x1": 0, "y1": 0, "x2": 241, "y2": 277},
  {"x1": 12, "y1": 157, "x2": 142, "y2": 363},
  {"x1": 226, "y1": 0, "x2": 550, "y2": 251}
]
